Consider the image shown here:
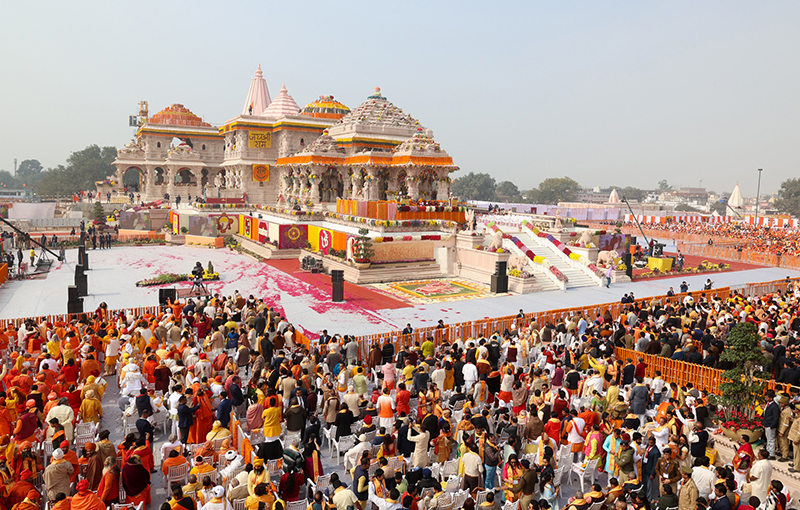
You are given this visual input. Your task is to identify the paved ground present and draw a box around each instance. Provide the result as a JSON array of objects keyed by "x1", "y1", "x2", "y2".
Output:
[{"x1": 2, "y1": 246, "x2": 798, "y2": 338}]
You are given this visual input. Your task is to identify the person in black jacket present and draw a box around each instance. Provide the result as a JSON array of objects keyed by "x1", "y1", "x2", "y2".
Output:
[
  {"x1": 762, "y1": 390, "x2": 781, "y2": 459},
  {"x1": 382, "y1": 340, "x2": 395, "y2": 364},
  {"x1": 642, "y1": 435, "x2": 662, "y2": 501},
  {"x1": 685, "y1": 345, "x2": 703, "y2": 365},
  {"x1": 136, "y1": 408, "x2": 156, "y2": 444},
  {"x1": 177, "y1": 395, "x2": 200, "y2": 444}
]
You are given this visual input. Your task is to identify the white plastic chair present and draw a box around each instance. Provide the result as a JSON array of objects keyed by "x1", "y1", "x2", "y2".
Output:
[
  {"x1": 475, "y1": 490, "x2": 490, "y2": 506},
  {"x1": 553, "y1": 466, "x2": 565, "y2": 487},
  {"x1": 570, "y1": 457, "x2": 599, "y2": 492},
  {"x1": 232, "y1": 499, "x2": 247, "y2": 510},
  {"x1": 429, "y1": 463, "x2": 441, "y2": 481},
  {"x1": 286, "y1": 501, "x2": 307, "y2": 510},
  {"x1": 441, "y1": 459, "x2": 458, "y2": 479},
  {"x1": 322, "y1": 425, "x2": 337, "y2": 453},
  {"x1": 164, "y1": 462, "x2": 190, "y2": 489},
  {"x1": 445, "y1": 475, "x2": 462, "y2": 493},
  {"x1": 503, "y1": 501, "x2": 520, "y2": 510},
  {"x1": 452, "y1": 490, "x2": 469, "y2": 507},
  {"x1": 331, "y1": 434, "x2": 356, "y2": 461},
  {"x1": 310, "y1": 473, "x2": 331, "y2": 494},
  {"x1": 75, "y1": 422, "x2": 94, "y2": 436},
  {"x1": 267, "y1": 458, "x2": 283, "y2": 480}
]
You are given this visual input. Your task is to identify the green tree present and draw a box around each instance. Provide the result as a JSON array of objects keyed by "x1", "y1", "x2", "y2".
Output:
[
  {"x1": 534, "y1": 177, "x2": 580, "y2": 205},
  {"x1": 675, "y1": 203, "x2": 701, "y2": 212},
  {"x1": 36, "y1": 145, "x2": 117, "y2": 196},
  {"x1": 657, "y1": 179, "x2": 673, "y2": 192},
  {"x1": 0, "y1": 170, "x2": 19, "y2": 188},
  {"x1": 709, "y1": 201, "x2": 727, "y2": 215},
  {"x1": 773, "y1": 178, "x2": 800, "y2": 217},
  {"x1": 16, "y1": 159, "x2": 43, "y2": 178},
  {"x1": 93, "y1": 201, "x2": 106, "y2": 223},
  {"x1": 711, "y1": 322, "x2": 766, "y2": 423},
  {"x1": 451, "y1": 172, "x2": 497, "y2": 201},
  {"x1": 617, "y1": 186, "x2": 645, "y2": 202},
  {"x1": 495, "y1": 181, "x2": 521, "y2": 201}
]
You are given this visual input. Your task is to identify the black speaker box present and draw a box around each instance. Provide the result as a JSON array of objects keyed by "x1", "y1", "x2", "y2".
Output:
[
  {"x1": 491, "y1": 274, "x2": 509, "y2": 293},
  {"x1": 67, "y1": 298, "x2": 83, "y2": 314},
  {"x1": 159, "y1": 288, "x2": 177, "y2": 305},
  {"x1": 495, "y1": 261, "x2": 507, "y2": 275}
]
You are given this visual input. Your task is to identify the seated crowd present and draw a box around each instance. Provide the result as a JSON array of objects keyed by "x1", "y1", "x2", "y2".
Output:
[{"x1": 0, "y1": 284, "x2": 798, "y2": 510}]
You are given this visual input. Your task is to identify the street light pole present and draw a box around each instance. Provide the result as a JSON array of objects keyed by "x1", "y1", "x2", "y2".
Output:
[{"x1": 755, "y1": 168, "x2": 763, "y2": 223}]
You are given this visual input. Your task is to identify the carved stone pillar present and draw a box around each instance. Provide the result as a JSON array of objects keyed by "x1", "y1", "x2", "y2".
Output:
[
  {"x1": 437, "y1": 169, "x2": 451, "y2": 201},
  {"x1": 309, "y1": 167, "x2": 320, "y2": 204},
  {"x1": 364, "y1": 167, "x2": 380, "y2": 201},
  {"x1": 406, "y1": 170, "x2": 420, "y2": 201}
]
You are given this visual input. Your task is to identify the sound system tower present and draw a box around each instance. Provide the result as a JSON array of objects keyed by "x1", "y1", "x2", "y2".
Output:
[
  {"x1": 159, "y1": 288, "x2": 177, "y2": 305},
  {"x1": 331, "y1": 270, "x2": 344, "y2": 302},
  {"x1": 75, "y1": 264, "x2": 87, "y2": 296},
  {"x1": 623, "y1": 253, "x2": 633, "y2": 278},
  {"x1": 491, "y1": 261, "x2": 508, "y2": 293},
  {"x1": 82, "y1": 250, "x2": 89, "y2": 270},
  {"x1": 67, "y1": 285, "x2": 83, "y2": 314}
]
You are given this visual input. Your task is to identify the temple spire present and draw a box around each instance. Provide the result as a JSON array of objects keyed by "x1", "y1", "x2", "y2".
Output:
[{"x1": 242, "y1": 65, "x2": 271, "y2": 116}]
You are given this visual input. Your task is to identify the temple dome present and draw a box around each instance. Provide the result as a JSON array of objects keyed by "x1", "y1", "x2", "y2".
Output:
[
  {"x1": 300, "y1": 95, "x2": 350, "y2": 120},
  {"x1": 149, "y1": 104, "x2": 211, "y2": 127},
  {"x1": 262, "y1": 83, "x2": 300, "y2": 118},
  {"x1": 337, "y1": 87, "x2": 419, "y2": 129}
]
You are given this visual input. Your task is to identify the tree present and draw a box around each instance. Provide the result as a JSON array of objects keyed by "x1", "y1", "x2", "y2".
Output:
[
  {"x1": 657, "y1": 179, "x2": 673, "y2": 192},
  {"x1": 709, "y1": 201, "x2": 727, "y2": 215},
  {"x1": 534, "y1": 177, "x2": 580, "y2": 205},
  {"x1": 675, "y1": 203, "x2": 701, "y2": 212},
  {"x1": 451, "y1": 172, "x2": 497, "y2": 201},
  {"x1": 16, "y1": 159, "x2": 43, "y2": 178},
  {"x1": 495, "y1": 181, "x2": 521, "y2": 201},
  {"x1": 0, "y1": 170, "x2": 19, "y2": 188},
  {"x1": 773, "y1": 178, "x2": 800, "y2": 218},
  {"x1": 712, "y1": 322, "x2": 766, "y2": 424},
  {"x1": 36, "y1": 145, "x2": 117, "y2": 196},
  {"x1": 617, "y1": 186, "x2": 645, "y2": 202}
]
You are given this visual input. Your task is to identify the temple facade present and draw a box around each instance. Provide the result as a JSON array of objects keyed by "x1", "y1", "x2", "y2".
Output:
[{"x1": 110, "y1": 67, "x2": 457, "y2": 206}]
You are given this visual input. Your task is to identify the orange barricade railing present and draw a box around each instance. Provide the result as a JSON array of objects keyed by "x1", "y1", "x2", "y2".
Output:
[
  {"x1": 0, "y1": 304, "x2": 163, "y2": 329},
  {"x1": 0, "y1": 263, "x2": 7, "y2": 287}
]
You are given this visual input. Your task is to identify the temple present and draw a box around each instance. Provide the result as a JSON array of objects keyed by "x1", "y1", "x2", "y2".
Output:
[{"x1": 110, "y1": 69, "x2": 458, "y2": 206}]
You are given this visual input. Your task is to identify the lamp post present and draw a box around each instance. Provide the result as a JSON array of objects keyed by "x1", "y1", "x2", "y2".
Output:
[{"x1": 755, "y1": 168, "x2": 763, "y2": 223}]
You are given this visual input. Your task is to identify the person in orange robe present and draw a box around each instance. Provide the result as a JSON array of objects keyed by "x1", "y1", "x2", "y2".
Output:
[
  {"x1": 6, "y1": 470, "x2": 37, "y2": 510},
  {"x1": 10, "y1": 489, "x2": 40, "y2": 510},
  {"x1": 70, "y1": 480, "x2": 106, "y2": 510},
  {"x1": 131, "y1": 436, "x2": 155, "y2": 473},
  {"x1": 60, "y1": 440, "x2": 80, "y2": 483},
  {"x1": 121, "y1": 455, "x2": 151, "y2": 506},
  {"x1": 79, "y1": 355, "x2": 101, "y2": 383},
  {"x1": 96, "y1": 456, "x2": 120, "y2": 506},
  {"x1": 142, "y1": 354, "x2": 159, "y2": 384},
  {"x1": 51, "y1": 493, "x2": 72, "y2": 510},
  {"x1": 188, "y1": 389, "x2": 213, "y2": 444},
  {"x1": 0, "y1": 398, "x2": 12, "y2": 437},
  {"x1": 162, "y1": 449, "x2": 189, "y2": 476}
]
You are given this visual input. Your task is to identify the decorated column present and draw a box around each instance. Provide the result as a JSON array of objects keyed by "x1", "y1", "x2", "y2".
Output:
[
  {"x1": 406, "y1": 169, "x2": 421, "y2": 200},
  {"x1": 437, "y1": 168, "x2": 451, "y2": 200},
  {"x1": 308, "y1": 168, "x2": 320, "y2": 204},
  {"x1": 364, "y1": 167, "x2": 380, "y2": 201}
]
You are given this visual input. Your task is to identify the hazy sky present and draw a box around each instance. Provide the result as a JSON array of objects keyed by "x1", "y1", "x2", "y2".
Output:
[{"x1": 1, "y1": 1, "x2": 798, "y2": 195}]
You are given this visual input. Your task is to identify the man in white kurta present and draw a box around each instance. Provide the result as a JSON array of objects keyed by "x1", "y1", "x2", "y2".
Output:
[
  {"x1": 45, "y1": 400, "x2": 75, "y2": 441},
  {"x1": 749, "y1": 451, "x2": 773, "y2": 503}
]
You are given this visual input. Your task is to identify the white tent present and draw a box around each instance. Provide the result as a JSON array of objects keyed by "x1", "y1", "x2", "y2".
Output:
[{"x1": 728, "y1": 182, "x2": 744, "y2": 208}]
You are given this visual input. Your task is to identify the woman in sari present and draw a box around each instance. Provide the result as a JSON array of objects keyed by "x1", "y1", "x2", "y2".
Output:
[
  {"x1": 540, "y1": 471, "x2": 560, "y2": 510},
  {"x1": 121, "y1": 455, "x2": 151, "y2": 506},
  {"x1": 377, "y1": 432, "x2": 397, "y2": 458},
  {"x1": 117, "y1": 433, "x2": 136, "y2": 464},
  {"x1": 732, "y1": 435, "x2": 754, "y2": 489},
  {"x1": 97, "y1": 456, "x2": 120, "y2": 506},
  {"x1": 303, "y1": 440, "x2": 324, "y2": 482},
  {"x1": 443, "y1": 361, "x2": 454, "y2": 391},
  {"x1": 502, "y1": 454, "x2": 524, "y2": 502}
]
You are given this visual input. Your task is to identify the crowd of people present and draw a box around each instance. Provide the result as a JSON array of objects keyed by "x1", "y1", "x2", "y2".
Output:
[
  {"x1": 621, "y1": 221, "x2": 800, "y2": 257},
  {"x1": 1, "y1": 282, "x2": 800, "y2": 510}
]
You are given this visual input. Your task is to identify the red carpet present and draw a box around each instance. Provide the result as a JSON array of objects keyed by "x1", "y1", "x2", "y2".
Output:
[
  {"x1": 632, "y1": 253, "x2": 760, "y2": 281},
  {"x1": 263, "y1": 259, "x2": 411, "y2": 311}
]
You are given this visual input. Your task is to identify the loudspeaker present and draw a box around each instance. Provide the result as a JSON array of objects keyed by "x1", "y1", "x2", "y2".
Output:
[
  {"x1": 159, "y1": 288, "x2": 176, "y2": 305},
  {"x1": 623, "y1": 253, "x2": 633, "y2": 278},
  {"x1": 331, "y1": 270, "x2": 344, "y2": 302},
  {"x1": 495, "y1": 261, "x2": 507, "y2": 276},
  {"x1": 68, "y1": 285, "x2": 80, "y2": 301},
  {"x1": 82, "y1": 251, "x2": 89, "y2": 270},
  {"x1": 491, "y1": 274, "x2": 509, "y2": 293},
  {"x1": 75, "y1": 272, "x2": 87, "y2": 297},
  {"x1": 67, "y1": 298, "x2": 83, "y2": 314}
]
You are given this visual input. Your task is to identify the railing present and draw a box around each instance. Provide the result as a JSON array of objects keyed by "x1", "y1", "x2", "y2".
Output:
[
  {"x1": 0, "y1": 305, "x2": 163, "y2": 329},
  {"x1": 520, "y1": 221, "x2": 603, "y2": 286},
  {"x1": 677, "y1": 242, "x2": 800, "y2": 271},
  {"x1": 502, "y1": 238, "x2": 565, "y2": 291}
]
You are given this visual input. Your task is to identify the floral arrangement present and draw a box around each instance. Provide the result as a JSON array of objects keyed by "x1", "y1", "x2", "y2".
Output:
[
  {"x1": 194, "y1": 203, "x2": 245, "y2": 209},
  {"x1": 550, "y1": 266, "x2": 568, "y2": 282},
  {"x1": 397, "y1": 205, "x2": 465, "y2": 213},
  {"x1": 507, "y1": 268, "x2": 533, "y2": 278},
  {"x1": 135, "y1": 273, "x2": 188, "y2": 287},
  {"x1": 309, "y1": 174, "x2": 319, "y2": 181},
  {"x1": 373, "y1": 234, "x2": 448, "y2": 243},
  {"x1": 716, "y1": 410, "x2": 763, "y2": 432}
]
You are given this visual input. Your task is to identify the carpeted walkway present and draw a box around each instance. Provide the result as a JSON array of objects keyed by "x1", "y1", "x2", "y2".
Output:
[
  {"x1": 632, "y1": 253, "x2": 760, "y2": 281},
  {"x1": 263, "y1": 259, "x2": 411, "y2": 311}
]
